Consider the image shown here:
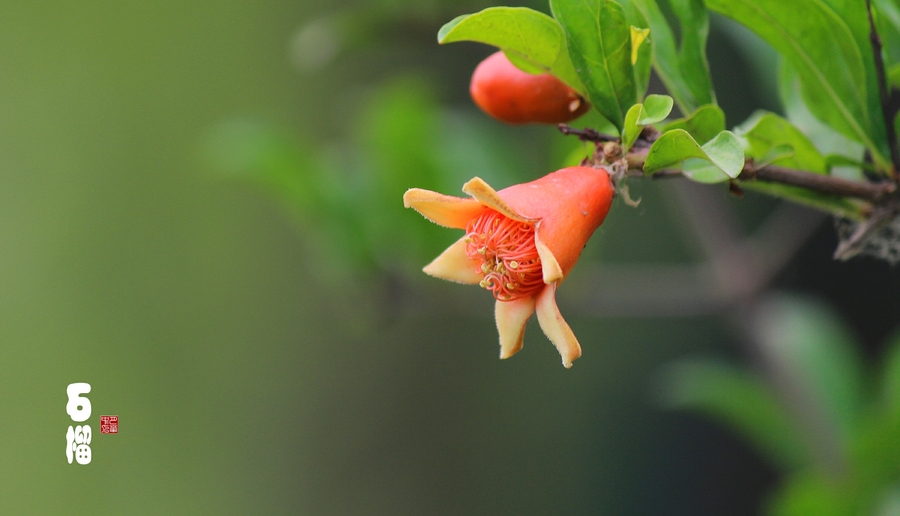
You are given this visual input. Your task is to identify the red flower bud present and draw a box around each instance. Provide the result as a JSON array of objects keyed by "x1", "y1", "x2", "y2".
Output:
[
  {"x1": 404, "y1": 166, "x2": 614, "y2": 367},
  {"x1": 469, "y1": 51, "x2": 590, "y2": 125}
]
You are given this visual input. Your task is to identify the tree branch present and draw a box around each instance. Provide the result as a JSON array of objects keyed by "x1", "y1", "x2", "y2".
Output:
[
  {"x1": 620, "y1": 144, "x2": 897, "y2": 203},
  {"x1": 556, "y1": 124, "x2": 618, "y2": 143},
  {"x1": 867, "y1": 0, "x2": 900, "y2": 177},
  {"x1": 740, "y1": 163, "x2": 895, "y2": 203}
]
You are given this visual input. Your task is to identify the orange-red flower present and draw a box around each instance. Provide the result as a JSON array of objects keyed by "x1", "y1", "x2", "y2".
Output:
[
  {"x1": 403, "y1": 166, "x2": 614, "y2": 367},
  {"x1": 469, "y1": 51, "x2": 590, "y2": 125}
]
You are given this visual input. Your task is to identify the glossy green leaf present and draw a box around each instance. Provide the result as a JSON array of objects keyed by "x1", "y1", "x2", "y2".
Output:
[
  {"x1": 622, "y1": 94, "x2": 674, "y2": 151},
  {"x1": 661, "y1": 104, "x2": 725, "y2": 145},
  {"x1": 644, "y1": 129, "x2": 744, "y2": 183},
  {"x1": 636, "y1": 94, "x2": 673, "y2": 125},
  {"x1": 754, "y1": 294, "x2": 865, "y2": 443},
  {"x1": 629, "y1": 0, "x2": 715, "y2": 114},
  {"x1": 681, "y1": 159, "x2": 730, "y2": 183},
  {"x1": 437, "y1": 7, "x2": 584, "y2": 94},
  {"x1": 659, "y1": 359, "x2": 811, "y2": 471},
  {"x1": 734, "y1": 111, "x2": 827, "y2": 172},
  {"x1": 816, "y1": 0, "x2": 889, "y2": 168},
  {"x1": 779, "y1": 60, "x2": 866, "y2": 181},
  {"x1": 706, "y1": 0, "x2": 889, "y2": 169},
  {"x1": 755, "y1": 144, "x2": 795, "y2": 168},
  {"x1": 550, "y1": 0, "x2": 635, "y2": 130}
]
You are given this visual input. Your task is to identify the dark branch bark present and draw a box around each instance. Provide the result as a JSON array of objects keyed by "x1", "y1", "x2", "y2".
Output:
[
  {"x1": 623, "y1": 146, "x2": 896, "y2": 203},
  {"x1": 556, "y1": 124, "x2": 618, "y2": 143},
  {"x1": 740, "y1": 163, "x2": 896, "y2": 202}
]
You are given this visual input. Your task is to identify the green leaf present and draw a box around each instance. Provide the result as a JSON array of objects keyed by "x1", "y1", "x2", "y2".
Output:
[
  {"x1": 734, "y1": 111, "x2": 828, "y2": 172},
  {"x1": 635, "y1": 94, "x2": 673, "y2": 125},
  {"x1": 824, "y1": 154, "x2": 878, "y2": 173},
  {"x1": 779, "y1": 60, "x2": 866, "y2": 181},
  {"x1": 621, "y1": 94, "x2": 674, "y2": 151},
  {"x1": 706, "y1": 0, "x2": 889, "y2": 170},
  {"x1": 437, "y1": 7, "x2": 584, "y2": 94},
  {"x1": 755, "y1": 144, "x2": 796, "y2": 168},
  {"x1": 644, "y1": 129, "x2": 744, "y2": 183},
  {"x1": 891, "y1": 63, "x2": 900, "y2": 91},
  {"x1": 550, "y1": 0, "x2": 635, "y2": 130},
  {"x1": 629, "y1": 0, "x2": 715, "y2": 114},
  {"x1": 659, "y1": 359, "x2": 811, "y2": 471},
  {"x1": 816, "y1": 0, "x2": 889, "y2": 169},
  {"x1": 875, "y1": 0, "x2": 900, "y2": 66},
  {"x1": 661, "y1": 104, "x2": 725, "y2": 145},
  {"x1": 882, "y1": 330, "x2": 900, "y2": 419},
  {"x1": 754, "y1": 294, "x2": 865, "y2": 444}
]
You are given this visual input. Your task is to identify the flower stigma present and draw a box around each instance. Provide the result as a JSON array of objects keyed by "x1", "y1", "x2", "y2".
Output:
[{"x1": 464, "y1": 209, "x2": 543, "y2": 301}]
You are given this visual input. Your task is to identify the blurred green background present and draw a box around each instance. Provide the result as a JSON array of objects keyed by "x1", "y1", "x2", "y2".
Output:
[{"x1": 2, "y1": 1, "x2": 899, "y2": 515}]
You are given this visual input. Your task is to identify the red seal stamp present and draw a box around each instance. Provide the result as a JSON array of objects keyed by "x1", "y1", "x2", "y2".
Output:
[{"x1": 99, "y1": 415, "x2": 118, "y2": 434}]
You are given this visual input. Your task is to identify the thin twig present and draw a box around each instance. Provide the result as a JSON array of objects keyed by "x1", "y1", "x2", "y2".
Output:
[
  {"x1": 556, "y1": 124, "x2": 618, "y2": 142},
  {"x1": 833, "y1": 204, "x2": 898, "y2": 259},
  {"x1": 866, "y1": 0, "x2": 900, "y2": 177}
]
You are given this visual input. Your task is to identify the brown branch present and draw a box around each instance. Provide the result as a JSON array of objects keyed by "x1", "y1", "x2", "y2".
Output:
[
  {"x1": 644, "y1": 165, "x2": 894, "y2": 202},
  {"x1": 740, "y1": 162, "x2": 896, "y2": 203},
  {"x1": 866, "y1": 0, "x2": 900, "y2": 177},
  {"x1": 556, "y1": 124, "x2": 618, "y2": 143},
  {"x1": 620, "y1": 141, "x2": 897, "y2": 203}
]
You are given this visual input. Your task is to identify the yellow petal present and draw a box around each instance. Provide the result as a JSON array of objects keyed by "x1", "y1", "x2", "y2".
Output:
[
  {"x1": 535, "y1": 283, "x2": 581, "y2": 368},
  {"x1": 422, "y1": 237, "x2": 483, "y2": 284},
  {"x1": 403, "y1": 188, "x2": 485, "y2": 229},
  {"x1": 495, "y1": 295, "x2": 537, "y2": 359},
  {"x1": 461, "y1": 177, "x2": 538, "y2": 223},
  {"x1": 534, "y1": 227, "x2": 564, "y2": 283}
]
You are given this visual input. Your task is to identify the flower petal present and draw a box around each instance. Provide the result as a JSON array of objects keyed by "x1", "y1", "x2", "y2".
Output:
[
  {"x1": 422, "y1": 236, "x2": 483, "y2": 284},
  {"x1": 495, "y1": 295, "x2": 537, "y2": 359},
  {"x1": 498, "y1": 167, "x2": 613, "y2": 276},
  {"x1": 535, "y1": 283, "x2": 582, "y2": 368},
  {"x1": 462, "y1": 177, "x2": 538, "y2": 223},
  {"x1": 403, "y1": 188, "x2": 485, "y2": 229},
  {"x1": 534, "y1": 227, "x2": 564, "y2": 284}
]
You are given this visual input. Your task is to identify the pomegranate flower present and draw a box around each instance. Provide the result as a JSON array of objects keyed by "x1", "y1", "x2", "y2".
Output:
[{"x1": 403, "y1": 166, "x2": 614, "y2": 367}]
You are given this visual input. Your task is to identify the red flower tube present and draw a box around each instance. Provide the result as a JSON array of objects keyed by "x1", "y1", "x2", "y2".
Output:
[{"x1": 403, "y1": 166, "x2": 614, "y2": 367}]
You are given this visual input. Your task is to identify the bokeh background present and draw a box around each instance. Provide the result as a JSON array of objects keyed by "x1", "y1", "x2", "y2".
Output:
[{"x1": 2, "y1": 1, "x2": 899, "y2": 514}]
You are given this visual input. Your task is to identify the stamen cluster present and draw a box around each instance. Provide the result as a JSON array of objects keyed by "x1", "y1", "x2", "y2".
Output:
[{"x1": 464, "y1": 209, "x2": 543, "y2": 301}]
